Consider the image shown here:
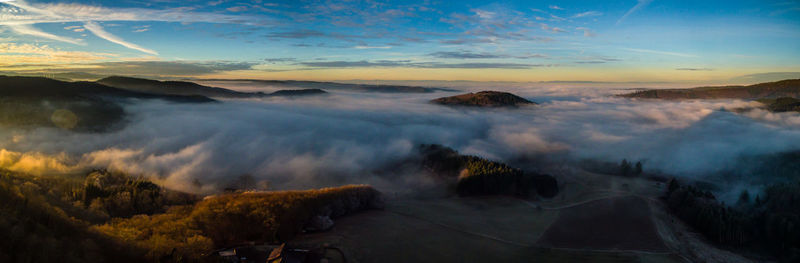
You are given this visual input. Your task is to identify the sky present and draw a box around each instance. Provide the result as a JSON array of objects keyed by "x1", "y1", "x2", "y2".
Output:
[{"x1": 0, "y1": 0, "x2": 799, "y2": 82}]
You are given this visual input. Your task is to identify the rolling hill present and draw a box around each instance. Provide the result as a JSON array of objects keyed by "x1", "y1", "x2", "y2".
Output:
[
  {"x1": 431, "y1": 91, "x2": 536, "y2": 107},
  {"x1": 202, "y1": 79, "x2": 454, "y2": 93},
  {"x1": 620, "y1": 79, "x2": 800, "y2": 100},
  {"x1": 97, "y1": 76, "x2": 265, "y2": 98},
  {"x1": 0, "y1": 76, "x2": 213, "y2": 131},
  {"x1": 98, "y1": 76, "x2": 328, "y2": 98}
]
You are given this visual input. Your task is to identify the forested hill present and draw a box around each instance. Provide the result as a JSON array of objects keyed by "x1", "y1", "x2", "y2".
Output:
[
  {"x1": 431, "y1": 91, "x2": 536, "y2": 107},
  {"x1": 0, "y1": 76, "x2": 213, "y2": 131},
  {"x1": 620, "y1": 79, "x2": 800, "y2": 100},
  {"x1": 97, "y1": 76, "x2": 266, "y2": 98}
]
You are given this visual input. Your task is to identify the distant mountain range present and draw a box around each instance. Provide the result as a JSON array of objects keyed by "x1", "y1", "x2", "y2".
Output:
[
  {"x1": 0, "y1": 75, "x2": 329, "y2": 131},
  {"x1": 97, "y1": 76, "x2": 266, "y2": 98},
  {"x1": 97, "y1": 76, "x2": 331, "y2": 98},
  {"x1": 201, "y1": 79, "x2": 455, "y2": 93},
  {"x1": 431, "y1": 91, "x2": 536, "y2": 107},
  {"x1": 620, "y1": 79, "x2": 800, "y2": 100},
  {"x1": 0, "y1": 76, "x2": 215, "y2": 131}
]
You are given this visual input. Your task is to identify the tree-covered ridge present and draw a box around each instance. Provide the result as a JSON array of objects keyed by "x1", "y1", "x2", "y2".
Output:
[
  {"x1": 665, "y1": 179, "x2": 800, "y2": 262},
  {"x1": 621, "y1": 79, "x2": 800, "y2": 100},
  {"x1": 419, "y1": 144, "x2": 558, "y2": 198},
  {"x1": 0, "y1": 169, "x2": 382, "y2": 262},
  {"x1": 757, "y1": 97, "x2": 800, "y2": 112},
  {"x1": 0, "y1": 170, "x2": 145, "y2": 263},
  {"x1": 431, "y1": 91, "x2": 536, "y2": 107},
  {"x1": 0, "y1": 76, "x2": 214, "y2": 132}
]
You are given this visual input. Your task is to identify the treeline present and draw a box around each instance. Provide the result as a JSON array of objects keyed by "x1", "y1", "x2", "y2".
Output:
[
  {"x1": 665, "y1": 179, "x2": 800, "y2": 262},
  {"x1": 78, "y1": 170, "x2": 197, "y2": 220},
  {"x1": 419, "y1": 144, "x2": 558, "y2": 198},
  {"x1": 96, "y1": 185, "x2": 382, "y2": 262},
  {"x1": 0, "y1": 170, "x2": 144, "y2": 263},
  {"x1": 0, "y1": 169, "x2": 383, "y2": 262},
  {"x1": 578, "y1": 158, "x2": 644, "y2": 177}
]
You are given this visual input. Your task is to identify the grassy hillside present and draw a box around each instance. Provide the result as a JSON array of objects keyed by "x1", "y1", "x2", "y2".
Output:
[
  {"x1": 432, "y1": 91, "x2": 536, "y2": 107},
  {"x1": 621, "y1": 79, "x2": 800, "y2": 100}
]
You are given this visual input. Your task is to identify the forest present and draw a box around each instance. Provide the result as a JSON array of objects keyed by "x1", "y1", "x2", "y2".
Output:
[
  {"x1": 419, "y1": 144, "x2": 558, "y2": 198},
  {"x1": 0, "y1": 169, "x2": 382, "y2": 263},
  {"x1": 664, "y1": 178, "x2": 800, "y2": 262}
]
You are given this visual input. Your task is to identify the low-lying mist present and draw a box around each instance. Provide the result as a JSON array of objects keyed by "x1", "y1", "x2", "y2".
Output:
[{"x1": 1, "y1": 82, "x2": 799, "y2": 195}]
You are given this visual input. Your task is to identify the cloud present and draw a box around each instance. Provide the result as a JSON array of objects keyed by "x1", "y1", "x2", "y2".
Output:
[
  {"x1": 541, "y1": 24, "x2": 567, "y2": 33},
  {"x1": 675, "y1": 68, "x2": 713, "y2": 71},
  {"x1": 429, "y1": 51, "x2": 549, "y2": 60},
  {"x1": 84, "y1": 21, "x2": 157, "y2": 55},
  {"x1": 7, "y1": 24, "x2": 85, "y2": 45},
  {"x1": 429, "y1": 51, "x2": 503, "y2": 59},
  {"x1": 575, "y1": 27, "x2": 596, "y2": 37},
  {"x1": 549, "y1": 5, "x2": 565, "y2": 10},
  {"x1": 353, "y1": 45, "x2": 392, "y2": 49},
  {"x1": 0, "y1": 0, "x2": 263, "y2": 51},
  {"x1": 0, "y1": 1, "x2": 260, "y2": 25},
  {"x1": 0, "y1": 42, "x2": 113, "y2": 65},
  {"x1": 623, "y1": 48, "x2": 696, "y2": 58},
  {"x1": 264, "y1": 57, "x2": 296, "y2": 63},
  {"x1": 2, "y1": 84, "x2": 799, "y2": 196},
  {"x1": 617, "y1": 0, "x2": 653, "y2": 25},
  {"x1": 297, "y1": 60, "x2": 547, "y2": 69},
  {"x1": 572, "y1": 11, "x2": 602, "y2": 18}
]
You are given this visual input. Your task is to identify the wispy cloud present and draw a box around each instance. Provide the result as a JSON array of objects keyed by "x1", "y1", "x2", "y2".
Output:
[
  {"x1": 676, "y1": 68, "x2": 713, "y2": 71},
  {"x1": 617, "y1": 0, "x2": 653, "y2": 25},
  {"x1": 572, "y1": 11, "x2": 602, "y2": 18},
  {"x1": 353, "y1": 45, "x2": 392, "y2": 49},
  {"x1": 84, "y1": 21, "x2": 157, "y2": 55},
  {"x1": 298, "y1": 60, "x2": 550, "y2": 69},
  {"x1": 549, "y1": 5, "x2": 565, "y2": 10},
  {"x1": 575, "y1": 27, "x2": 596, "y2": 37},
  {"x1": 624, "y1": 47, "x2": 696, "y2": 58},
  {"x1": 8, "y1": 24, "x2": 84, "y2": 45},
  {"x1": 0, "y1": 0, "x2": 260, "y2": 53},
  {"x1": 428, "y1": 51, "x2": 546, "y2": 59},
  {"x1": 0, "y1": 42, "x2": 112, "y2": 66}
]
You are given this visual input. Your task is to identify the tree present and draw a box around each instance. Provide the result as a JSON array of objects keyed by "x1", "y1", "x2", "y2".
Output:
[
  {"x1": 634, "y1": 161, "x2": 643, "y2": 176},
  {"x1": 620, "y1": 159, "x2": 631, "y2": 177}
]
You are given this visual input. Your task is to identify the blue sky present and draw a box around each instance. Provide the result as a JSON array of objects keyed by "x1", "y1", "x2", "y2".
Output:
[{"x1": 0, "y1": 0, "x2": 799, "y2": 82}]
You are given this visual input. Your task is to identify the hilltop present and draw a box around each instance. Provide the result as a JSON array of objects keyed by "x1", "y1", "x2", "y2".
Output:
[
  {"x1": 431, "y1": 91, "x2": 536, "y2": 107},
  {"x1": 0, "y1": 76, "x2": 213, "y2": 131},
  {"x1": 98, "y1": 76, "x2": 330, "y2": 98},
  {"x1": 202, "y1": 79, "x2": 454, "y2": 93},
  {"x1": 97, "y1": 76, "x2": 265, "y2": 98},
  {"x1": 267, "y1": 88, "x2": 327, "y2": 96},
  {"x1": 620, "y1": 79, "x2": 800, "y2": 100}
]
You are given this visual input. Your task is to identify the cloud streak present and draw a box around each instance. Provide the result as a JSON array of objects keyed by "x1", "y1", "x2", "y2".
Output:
[
  {"x1": 83, "y1": 21, "x2": 157, "y2": 55},
  {"x1": 617, "y1": 0, "x2": 653, "y2": 25},
  {"x1": 8, "y1": 24, "x2": 84, "y2": 45}
]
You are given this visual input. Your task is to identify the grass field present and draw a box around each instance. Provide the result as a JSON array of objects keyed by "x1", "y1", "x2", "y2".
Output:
[
  {"x1": 291, "y1": 194, "x2": 685, "y2": 263},
  {"x1": 536, "y1": 195, "x2": 669, "y2": 252}
]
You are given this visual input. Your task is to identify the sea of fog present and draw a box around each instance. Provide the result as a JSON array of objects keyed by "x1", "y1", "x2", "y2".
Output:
[{"x1": 1, "y1": 81, "x2": 800, "y2": 194}]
